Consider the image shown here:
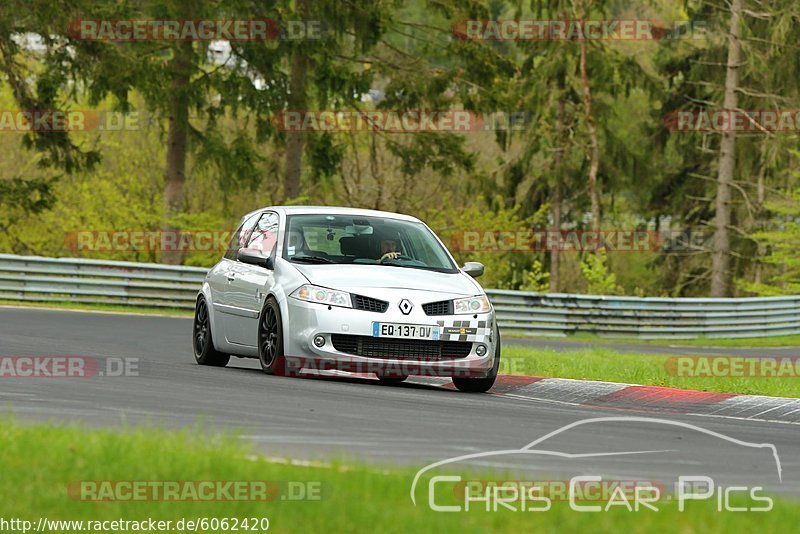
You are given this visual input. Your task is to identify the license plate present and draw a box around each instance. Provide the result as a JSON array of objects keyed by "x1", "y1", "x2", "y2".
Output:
[{"x1": 372, "y1": 322, "x2": 440, "y2": 341}]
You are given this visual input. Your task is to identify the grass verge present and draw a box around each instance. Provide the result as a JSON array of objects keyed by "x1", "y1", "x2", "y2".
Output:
[
  {"x1": 508, "y1": 332, "x2": 800, "y2": 348},
  {"x1": 503, "y1": 346, "x2": 800, "y2": 398},
  {"x1": 0, "y1": 419, "x2": 796, "y2": 533},
  {"x1": 0, "y1": 299, "x2": 192, "y2": 317}
]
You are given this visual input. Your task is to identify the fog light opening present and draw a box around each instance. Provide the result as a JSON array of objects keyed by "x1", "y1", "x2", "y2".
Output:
[
  {"x1": 475, "y1": 344, "x2": 487, "y2": 356},
  {"x1": 313, "y1": 335, "x2": 326, "y2": 348}
]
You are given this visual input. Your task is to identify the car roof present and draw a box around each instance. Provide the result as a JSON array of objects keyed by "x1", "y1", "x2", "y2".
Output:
[{"x1": 243, "y1": 205, "x2": 422, "y2": 223}]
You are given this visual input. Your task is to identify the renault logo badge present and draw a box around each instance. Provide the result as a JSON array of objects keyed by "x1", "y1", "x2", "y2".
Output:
[{"x1": 398, "y1": 299, "x2": 413, "y2": 315}]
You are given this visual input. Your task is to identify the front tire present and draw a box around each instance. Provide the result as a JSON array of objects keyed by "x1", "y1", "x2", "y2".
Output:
[
  {"x1": 452, "y1": 327, "x2": 500, "y2": 393},
  {"x1": 258, "y1": 297, "x2": 289, "y2": 376},
  {"x1": 193, "y1": 297, "x2": 230, "y2": 367}
]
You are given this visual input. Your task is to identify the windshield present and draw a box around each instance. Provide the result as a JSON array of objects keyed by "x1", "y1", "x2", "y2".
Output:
[{"x1": 282, "y1": 214, "x2": 457, "y2": 273}]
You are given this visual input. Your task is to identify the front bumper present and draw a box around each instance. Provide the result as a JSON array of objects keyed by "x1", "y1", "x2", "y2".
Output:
[{"x1": 283, "y1": 294, "x2": 497, "y2": 378}]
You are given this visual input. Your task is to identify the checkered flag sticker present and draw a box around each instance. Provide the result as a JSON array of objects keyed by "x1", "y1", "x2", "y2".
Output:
[{"x1": 436, "y1": 319, "x2": 493, "y2": 342}]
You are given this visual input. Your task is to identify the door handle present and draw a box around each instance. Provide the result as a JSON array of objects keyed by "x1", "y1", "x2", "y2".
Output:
[{"x1": 226, "y1": 274, "x2": 237, "y2": 282}]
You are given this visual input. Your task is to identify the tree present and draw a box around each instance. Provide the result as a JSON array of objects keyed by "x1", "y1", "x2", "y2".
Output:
[
  {"x1": 0, "y1": 1, "x2": 102, "y2": 173},
  {"x1": 231, "y1": 0, "x2": 390, "y2": 203},
  {"x1": 1, "y1": 0, "x2": 265, "y2": 264},
  {"x1": 710, "y1": 0, "x2": 743, "y2": 296},
  {"x1": 283, "y1": 0, "x2": 310, "y2": 201},
  {"x1": 655, "y1": 0, "x2": 800, "y2": 296},
  {"x1": 442, "y1": 0, "x2": 655, "y2": 291},
  {"x1": 575, "y1": 0, "x2": 601, "y2": 235}
]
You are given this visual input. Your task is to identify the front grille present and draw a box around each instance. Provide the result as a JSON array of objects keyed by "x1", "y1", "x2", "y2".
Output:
[
  {"x1": 422, "y1": 299, "x2": 453, "y2": 316},
  {"x1": 352, "y1": 294, "x2": 389, "y2": 313},
  {"x1": 331, "y1": 334, "x2": 471, "y2": 360}
]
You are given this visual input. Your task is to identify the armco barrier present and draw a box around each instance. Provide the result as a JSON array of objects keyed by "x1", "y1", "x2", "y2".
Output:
[
  {"x1": 0, "y1": 254, "x2": 206, "y2": 310},
  {"x1": 489, "y1": 290, "x2": 800, "y2": 339},
  {"x1": 1, "y1": 254, "x2": 798, "y2": 339}
]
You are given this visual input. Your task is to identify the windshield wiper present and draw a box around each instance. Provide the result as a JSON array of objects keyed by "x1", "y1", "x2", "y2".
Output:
[
  {"x1": 379, "y1": 260, "x2": 453, "y2": 273},
  {"x1": 290, "y1": 255, "x2": 335, "y2": 264}
]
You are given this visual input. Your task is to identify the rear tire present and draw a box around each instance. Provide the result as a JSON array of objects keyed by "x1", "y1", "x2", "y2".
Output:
[
  {"x1": 258, "y1": 297, "x2": 290, "y2": 376},
  {"x1": 193, "y1": 297, "x2": 230, "y2": 367},
  {"x1": 452, "y1": 327, "x2": 500, "y2": 393}
]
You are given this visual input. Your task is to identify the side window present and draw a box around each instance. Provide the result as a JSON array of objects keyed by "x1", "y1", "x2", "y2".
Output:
[
  {"x1": 223, "y1": 212, "x2": 261, "y2": 260},
  {"x1": 245, "y1": 212, "x2": 280, "y2": 256}
]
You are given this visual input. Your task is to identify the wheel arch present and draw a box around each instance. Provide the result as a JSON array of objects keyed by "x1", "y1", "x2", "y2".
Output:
[
  {"x1": 264, "y1": 287, "x2": 291, "y2": 344},
  {"x1": 197, "y1": 282, "x2": 222, "y2": 352}
]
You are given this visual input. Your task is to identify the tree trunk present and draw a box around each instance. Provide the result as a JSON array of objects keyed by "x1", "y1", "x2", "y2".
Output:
[
  {"x1": 162, "y1": 40, "x2": 193, "y2": 265},
  {"x1": 579, "y1": 28, "x2": 601, "y2": 235},
  {"x1": 283, "y1": 0, "x2": 310, "y2": 201},
  {"x1": 753, "y1": 139, "x2": 768, "y2": 285},
  {"x1": 550, "y1": 182, "x2": 562, "y2": 292},
  {"x1": 549, "y1": 73, "x2": 567, "y2": 293},
  {"x1": 711, "y1": 0, "x2": 743, "y2": 296}
]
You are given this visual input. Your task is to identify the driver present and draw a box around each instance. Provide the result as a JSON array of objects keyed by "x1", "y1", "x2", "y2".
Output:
[{"x1": 378, "y1": 239, "x2": 401, "y2": 262}]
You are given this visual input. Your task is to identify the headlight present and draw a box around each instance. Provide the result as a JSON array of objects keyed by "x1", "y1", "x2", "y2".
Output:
[
  {"x1": 453, "y1": 295, "x2": 491, "y2": 314},
  {"x1": 290, "y1": 284, "x2": 352, "y2": 308}
]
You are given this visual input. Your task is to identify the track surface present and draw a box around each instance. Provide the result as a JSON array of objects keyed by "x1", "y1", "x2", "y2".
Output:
[{"x1": 1, "y1": 307, "x2": 798, "y2": 497}]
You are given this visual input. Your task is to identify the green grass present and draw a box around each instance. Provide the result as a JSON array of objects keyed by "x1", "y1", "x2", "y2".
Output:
[
  {"x1": 508, "y1": 332, "x2": 800, "y2": 348},
  {"x1": 0, "y1": 299, "x2": 192, "y2": 317},
  {"x1": 502, "y1": 346, "x2": 800, "y2": 398},
  {"x1": 639, "y1": 334, "x2": 800, "y2": 348},
  {"x1": 0, "y1": 419, "x2": 797, "y2": 533}
]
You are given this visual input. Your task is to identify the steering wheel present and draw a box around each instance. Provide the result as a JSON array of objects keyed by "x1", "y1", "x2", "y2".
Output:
[{"x1": 380, "y1": 253, "x2": 412, "y2": 263}]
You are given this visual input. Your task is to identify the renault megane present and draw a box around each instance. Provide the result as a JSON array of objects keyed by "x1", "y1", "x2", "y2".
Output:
[{"x1": 192, "y1": 206, "x2": 500, "y2": 392}]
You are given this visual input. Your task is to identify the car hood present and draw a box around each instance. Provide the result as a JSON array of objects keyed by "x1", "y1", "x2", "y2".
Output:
[{"x1": 290, "y1": 263, "x2": 481, "y2": 296}]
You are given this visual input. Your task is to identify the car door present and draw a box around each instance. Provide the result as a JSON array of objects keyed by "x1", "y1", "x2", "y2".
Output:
[
  {"x1": 222, "y1": 211, "x2": 280, "y2": 347},
  {"x1": 211, "y1": 212, "x2": 261, "y2": 346}
]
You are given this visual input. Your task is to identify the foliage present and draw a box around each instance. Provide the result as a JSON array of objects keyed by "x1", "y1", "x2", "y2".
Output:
[
  {"x1": 0, "y1": 0, "x2": 799, "y2": 295},
  {"x1": 737, "y1": 185, "x2": 800, "y2": 295},
  {"x1": 518, "y1": 260, "x2": 550, "y2": 293},
  {"x1": 580, "y1": 250, "x2": 624, "y2": 295},
  {"x1": 423, "y1": 197, "x2": 548, "y2": 290}
]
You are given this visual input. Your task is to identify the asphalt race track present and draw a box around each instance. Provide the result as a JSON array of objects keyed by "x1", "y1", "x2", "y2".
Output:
[{"x1": 1, "y1": 307, "x2": 798, "y2": 497}]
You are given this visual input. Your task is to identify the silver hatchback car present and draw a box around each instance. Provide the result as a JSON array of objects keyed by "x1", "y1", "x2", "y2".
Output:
[{"x1": 192, "y1": 206, "x2": 500, "y2": 392}]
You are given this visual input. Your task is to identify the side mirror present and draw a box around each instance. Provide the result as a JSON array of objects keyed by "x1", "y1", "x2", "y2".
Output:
[
  {"x1": 462, "y1": 261, "x2": 484, "y2": 278},
  {"x1": 238, "y1": 249, "x2": 274, "y2": 270}
]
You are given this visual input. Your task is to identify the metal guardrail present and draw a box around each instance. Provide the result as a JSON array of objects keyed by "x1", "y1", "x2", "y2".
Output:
[
  {"x1": 490, "y1": 290, "x2": 800, "y2": 339},
  {"x1": 0, "y1": 253, "x2": 207, "y2": 310},
  {"x1": 1, "y1": 253, "x2": 798, "y2": 339}
]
